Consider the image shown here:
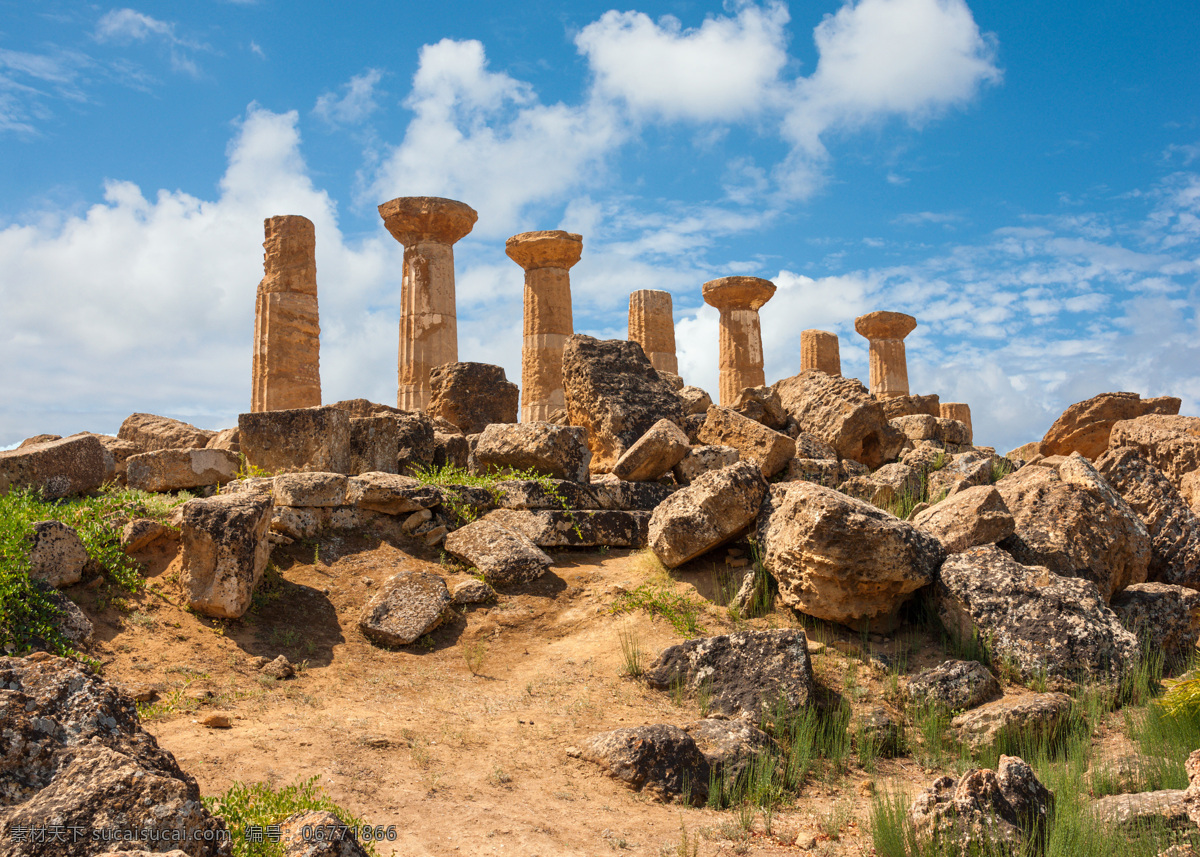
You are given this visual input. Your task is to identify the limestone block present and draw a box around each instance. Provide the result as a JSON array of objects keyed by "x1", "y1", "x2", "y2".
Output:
[
  {"x1": 181, "y1": 493, "x2": 273, "y2": 619},
  {"x1": 1109, "y1": 414, "x2": 1200, "y2": 488},
  {"x1": 349, "y1": 416, "x2": 399, "y2": 475},
  {"x1": 774, "y1": 370, "x2": 904, "y2": 470},
  {"x1": 474, "y1": 422, "x2": 591, "y2": 482},
  {"x1": 238, "y1": 405, "x2": 350, "y2": 474},
  {"x1": 493, "y1": 479, "x2": 600, "y2": 510},
  {"x1": 879, "y1": 393, "x2": 941, "y2": 420},
  {"x1": 443, "y1": 518, "x2": 553, "y2": 585},
  {"x1": 677, "y1": 385, "x2": 712, "y2": 416},
  {"x1": 273, "y1": 472, "x2": 347, "y2": 507},
  {"x1": 891, "y1": 414, "x2": 939, "y2": 442},
  {"x1": 28, "y1": 521, "x2": 88, "y2": 588},
  {"x1": 0, "y1": 434, "x2": 109, "y2": 500},
  {"x1": 611, "y1": 418, "x2": 690, "y2": 482},
  {"x1": 800, "y1": 329, "x2": 840, "y2": 376},
  {"x1": 1111, "y1": 583, "x2": 1200, "y2": 666},
  {"x1": 673, "y1": 445, "x2": 740, "y2": 485},
  {"x1": 483, "y1": 508, "x2": 650, "y2": 548},
  {"x1": 428, "y1": 362, "x2": 519, "y2": 435},
  {"x1": 628, "y1": 289, "x2": 678, "y2": 375},
  {"x1": 729, "y1": 385, "x2": 788, "y2": 430},
  {"x1": 358, "y1": 570, "x2": 451, "y2": 646},
  {"x1": 345, "y1": 472, "x2": 440, "y2": 515},
  {"x1": 125, "y1": 449, "x2": 239, "y2": 492},
  {"x1": 696, "y1": 406, "x2": 795, "y2": 478},
  {"x1": 1041, "y1": 392, "x2": 1180, "y2": 459},
  {"x1": 589, "y1": 476, "x2": 676, "y2": 511},
  {"x1": 940, "y1": 403, "x2": 973, "y2": 441},
  {"x1": 912, "y1": 485, "x2": 1015, "y2": 554},
  {"x1": 649, "y1": 461, "x2": 767, "y2": 568},
  {"x1": 117, "y1": 413, "x2": 214, "y2": 452},
  {"x1": 782, "y1": 458, "x2": 840, "y2": 488}
]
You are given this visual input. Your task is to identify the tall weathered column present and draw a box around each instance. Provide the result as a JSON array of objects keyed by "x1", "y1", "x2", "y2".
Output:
[
  {"x1": 251, "y1": 215, "x2": 321, "y2": 412},
  {"x1": 854, "y1": 311, "x2": 917, "y2": 399},
  {"x1": 800, "y1": 329, "x2": 841, "y2": 376},
  {"x1": 628, "y1": 290, "x2": 678, "y2": 375},
  {"x1": 378, "y1": 197, "x2": 478, "y2": 411},
  {"x1": 506, "y1": 230, "x2": 583, "y2": 423},
  {"x1": 701, "y1": 276, "x2": 776, "y2": 406}
]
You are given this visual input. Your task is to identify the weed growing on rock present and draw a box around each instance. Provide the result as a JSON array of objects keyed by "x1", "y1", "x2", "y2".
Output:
[{"x1": 611, "y1": 582, "x2": 706, "y2": 638}]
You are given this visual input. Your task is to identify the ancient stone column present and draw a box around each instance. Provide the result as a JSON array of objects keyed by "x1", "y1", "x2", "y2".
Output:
[
  {"x1": 941, "y1": 402, "x2": 973, "y2": 436},
  {"x1": 628, "y1": 290, "x2": 678, "y2": 375},
  {"x1": 251, "y1": 215, "x2": 321, "y2": 412},
  {"x1": 854, "y1": 311, "x2": 917, "y2": 399},
  {"x1": 506, "y1": 230, "x2": 583, "y2": 423},
  {"x1": 701, "y1": 276, "x2": 776, "y2": 406},
  {"x1": 378, "y1": 197, "x2": 478, "y2": 411},
  {"x1": 800, "y1": 329, "x2": 841, "y2": 376}
]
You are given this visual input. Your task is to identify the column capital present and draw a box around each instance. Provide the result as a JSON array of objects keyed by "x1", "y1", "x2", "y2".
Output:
[
  {"x1": 378, "y1": 196, "x2": 478, "y2": 246},
  {"x1": 854, "y1": 310, "x2": 916, "y2": 341},
  {"x1": 506, "y1": 230, "x2": 583, "y2": 271},
  {"x1": 702, "y1": 276, "x2": 775, "y2": 311}
]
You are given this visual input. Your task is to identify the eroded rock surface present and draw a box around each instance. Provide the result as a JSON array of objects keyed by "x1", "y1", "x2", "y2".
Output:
[
  {"x1": 773, "y1": 370, "x2": 903, "y2": 469},
  {"x1": 1042, "y1": 392, "x2": 1180, "y2": 459},
  {"x1": 474, "y1": 422, "x2": 591, "y2": 483},
  {"x1": 912, "y1": 486, "x2": 1015, "y2": 554},
  {"x1": 180, "y1": 493, "x2": 273, "y2": 619},
  {"x1": 906, "y1": 660, "x2": 1002, "y2": 713},
  {"x1": 580, "y1": 725, "x2": 709, "y2": 804},
  {"x1": 648, "y1": 461, "x2": 766, "y2": 568},
  {"x1": 428, "y1": 362, "x2": 519, "y2": 435},
  {"x1": 358, "y1": 570, "x2": 451, "y2": 646},
  {"x1": 443, "y1": 518, "x2": 552, "y2": 585}
]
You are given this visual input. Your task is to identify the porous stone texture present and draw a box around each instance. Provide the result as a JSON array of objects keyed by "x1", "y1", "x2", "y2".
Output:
[
  {"x1": 1111, "y1": 583, "x2": 1200, "y2": 665},
  {"x1": 38, "y1": 583, "x2": 93, "y2": 647},
  {"x1": 937, "y1": 545, "x2": 1140, "y2": 685},
  {"x1": 1109, "y1": 414, "x2": 1200, "y2": 488},
  {"x1": 1096, "y1": 446, "x2": 1200, "y2": 588},
  {"x1": 782, "y1": 458, "x2": 840, "y2": 488},
  {"x1": 483, "y1": 509, "x2": 650, "y2": 548},
  {"x1": 428, "y1": 362, "x2": 519, "y2": 435},
  {"x1": 645, "y1": 629, "x2": 814, "y2": 721},
  {"x1": 251, "y1": 215, "x2": 321, "y2": 413},
  {"x1": 729, "y1": 385, "x2": 788, "y2": 431},
  {"x1": 891, "y1": 413, "x2": 939, "y2": 442},
  {"x1": 628, "y1": 289, "x2": 678, "y2": 375},
  {"x1": 561, "y1": 335, "x2": 686, "y2": 472},
  {"x1": 358, "y1": 569, "x2": 451, "y2": 646},
  {"x1": 951, "y1": 693, "x2": 1074, "y2": 750},
  {"x1": 701, "y1": 276, "x2": 776, "y2": 406},
  {"x1": 473, "y1": 422, "x2": 591, "y2": 482},
  {"x1": 994, "y1": 453, "x2": 1150, "y2": 601},
  {"x1": 344, "y1": 416, "x2": 397, "y2": 476},
  {"x1": 0, "y1": 654, "x2": 230, "y2": 857},
  {"x1": 855, "y1": 311, "x2": 917, "y2": 399},
  {"x1": 612, "y1": 418, "x2": 690, "y2": 482},
  {"x1": 589, "y1": 477, "x2": 676, "y2": 511},
  {"x1": 800, "y1": 330, "x2": 840, "y2": 375},
  {"x1": 758, "y1": 481, "x2": 945, "y2": 628},
  {"x1": 906, "y1": 660, "x2": 1002, "y2": 713},
  {"x1": 580, "y1": 725, "x2": 710, "y2": 804},
  {"x1": 379, "y1": 197, "x2": 478, "y2": 411},
  {"x1": 940, "y1": 403, "x2": 973, "y2": 442},
  {"x1": 839, "y1": 462, "x2": 922, "y2": 508},
  {"x1": 433, "y1": 431, "x2": 470, "y2": 471},
  {"x1": 0, "y1": 434, "x2": 109, "y2": 500},
  {"x1": 279, "y1": 810, "x2": 371, "y2": 857},
  {"x1": 86, "y1": 434, "x2": 140, "y2": 485},
  {"x1": 117, "y1": 413, "x2": 214, "y2": 452},
  {"x1": 909, "y1": 756, "x2": 1053, "y2": 853},
  {"x1": 238, "y1": 406, "x2": 351, "y2": 475},
  {"x1": 493, "y1": 479, "x2": 599, "y2": 510},
  {"x1": 696, "y1": 406, "x2": 795, "y2": 478},
  {"x1": 206, "y1": 427, "x2": 239, "y2": 453},
  {"x1": 121, "y1": 518, "x2": 171, "y2": 553},
  {"x1": 682, "y1": 719, "x2": 775, "y2": 784},
  {"x1": 443, "y1": 518, "x2": 553, "y2": 586},
  {"x1": 28, "y1": 520, "x2": 88, "y2": 588},
  {"x1": 795, "y1": 433, "x2": 839, "y2": 460},
  {"x1": 344, "y1": 472, "x2": 440, "y2": 515},
  {"x1": 912, "y1": 486, "x2": 1015, "y2": 554},
  {"x1": 272, "y1": 506, "x2": 327, "y2": 540},
  {"x1": 1089, "y1": 790, "x2": 1191, "y2": 830},
  {"x1": 392, "y1": 411, "x2": 437, "y2": 474},
  {"x1": 648, "y1": 461, "x2": 767, "y2": 568},
  {"x1": 677, "y1": 386, "x2": 712, "y2": 416},
  {"x1": 879, "y1": 393, "x2": 942, "y2": 420},
  {"x1": 673, "y1": 444, "x2": 740, "y2": 485},
  {"x1": 125, "y1": 449, "x2": 240, "y2": 492},
  {"x1": 1041, "y1": 392, "x2": 1181, "y2": 459},
  {"x1": 180, "y1": 493, "x2": 273, "y2": 619},
  {"x1": 273, "y1": 472, "x2": 348, "y2": 507},
  {"x1": 774, "y1": 371, "x2": 905, "y2": 469},
  {"x1": 508, "y1": 231, "x2": 583, "y2": 423}
]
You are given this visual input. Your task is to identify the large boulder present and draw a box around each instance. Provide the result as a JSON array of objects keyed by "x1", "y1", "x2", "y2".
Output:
[
  {"x1": 358, "y1": 569, "x2": 451, "y2": 646},
  {"x1": 590, "y1": 477, "x2": 676, "y2": 511},
  {"x1": 906, "y1": 660, "x2": 1001, "y2": 713},
  {"x1": 125, "y1": 449, "x2": 240, "y2": 492},
  {"x1": 1110, "y1": 414, "x2": 1200, "y2": 488},
  {"x1": 758, "y1": 481, "x2": 944, "y2": 628},
  {"x1": 473, "y1": 422, "x2": 591, "y2": 482},
  {"x1": 443, "y1": 518, "x2": 553, "y2": 585},
  {"x1": 681, "y1": 719, "x2": 776, "y2": 785},
  {"x1": 879, "y1": 393, "x2": 941, "y2": 420},
  {"x1": 0, "y1": 654, "x2": 230, "y2": 857},
  {"x1": 274, "y1": 472, "x2": 348, "y2": 507},
  {"x1": 729, "y1": 385, "x2": 788, "y2": 430},
  {"x1": 773, "y1": 371, "x2": 904, "y2": 469},
  {"x1": 672, "y1": 445, "x2": 740, "y2": 485},
  {"x1": 912, "y1": 486, "x2": 1015, "y2": 554},
  {"x1": 1041, "y1": 392, "x2": 1180, "y2": 459},
  {"x1": 348, "y1": 415, "x2": 399, "y2": 475},
  {"x1": 561, "y1": 335, "x2": 685, "y2": 472},
  {"x1": 696, "y1": 406, "x2": 795, "y2": 478},
  {"x1": 580, "y1": 725, "x2": 709, "y2": 804},
  {"x1": 0, "y1": 435, "x2": 109, "y2": 500},
  {"x1": 951, "y1": 692, "x2": 1074, "y2": 750},
  {"x1": 180, "y1": 493, "x2": 273, "y2": 619},
  {"x1": 28, "y1": 521, "x2": 88, "y2": 588},
  {"x1": 909, "y1": 756, "x2": 1052, "y2": 854},
  {"x1": 994, "y1": 453, "x2": 1149, "y2": 601},
  {"x1": 117, "y1": 412, "x2": 214, "y2": 452},
  {"x1": 238, "y1": 406, "x2": 351, "y2": 475},
  {"x1": 344, "y1": 472, "x2": 440, "y2": 515},
  {"x1": 482, "y1": 509, "x2": 650, "y2": 548},
  {"x1": 492, "y1": 478, "x2": 600, "y2": 510},
  {"x1": 648, "y1": 461, "x2": 767, "y2": 568},
  {"x1": 1096, "y1": 447, "x2": 1200, "y2": 588},
  {"x1": 428, "y1": 362, "x2": 519, "y2": 435},
  {"x1": 1111, "y1": 583, "x2": 1200, "y2": 666},
  {"x1": 938, "y1": 545, "x2": 1140, "y2": 685},
  {"x1": 279, "y1": 810, "x2": 371, "y2": 857},
  {"x1": 611, "y1": 419, "x2": 690, "y2": 482},
  {"x1": 645, "y1": 629, "x2": 814, "y2": 721}
]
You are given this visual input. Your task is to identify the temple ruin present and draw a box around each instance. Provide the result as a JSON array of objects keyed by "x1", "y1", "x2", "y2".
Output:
[
  {"x1": 855, "y1": 310, "x2": 917, "y2": 399},
  {"x1": 800, "y1": 329, "x2": 841, "y2": 376},
  {"x1": 701, "y1": 276, "x2": 776, "y2": 406},
  {"x1": 628, "y1": 290, "x2": 678, "y2": 375}
]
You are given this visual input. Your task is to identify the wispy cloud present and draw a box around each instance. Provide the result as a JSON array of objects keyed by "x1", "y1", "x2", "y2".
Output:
[
  {"x1": 313, "y1": 69, "x2": 384, "y2": 127},
  {"x1": 94, "y1": 8, "x2": 211, "y2": 77}
]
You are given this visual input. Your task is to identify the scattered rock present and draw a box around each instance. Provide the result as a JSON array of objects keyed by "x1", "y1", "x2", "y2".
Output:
[
  {"x1": 125, "y1": 448, "x2": 240, "y2": 492},
  {"x1": 37, "y1": 583, "x2": 94, "y2": 647},
  {"x1": 682, "y1": 719, "x2": 776, "y2": 783},
  {"x1": 1109, "y1": 414, "x2": 1200, "y2": 488},
  {"x1": 493, "y1": 478, "x2": 600, "y2": 510},
  {"x1": 891, "y1": 414, "x2": 940, "y2": 442},
  {"x1": 646, "y1": 629, "x2": 815, "y2": 721},
  {"x1": 239, "y1": 406, "x2": 351, "y2": 475},
  {"x1": 474, "y1": 422, "x2": 592, "y2": 482},
  {"x1": 729, "y1": 385, "x2": 788, "y2": 430},
  {"x1": 906, "y1": 660, "x2": 1002, "y2": 713},
  {"x1": 580, "y1": 725, "x2": 710, "y2": 804},
  {"x1": 774, "y1": 370, "x2": 904, "y2": 469},
  {"x1": 677, "y1": 386, "x2": 713, "y2": 416},
  {"x1": 951, "y1": 693, "x2": 1075, "y2": 750},
  {"x1": 358, "y1": 570, "x2": 451, "y2": 646},
  {"x1": 1111, "y1": 582, "x2": 1200, "y2": 665},
  {"x1": 879, "y1": 393, "x2": 942, "y2": 420},
  {"x1": 782, "y1": 457, "x2": 840, "y2": 488},
  {"x1": 117, "y1": 412, "x2": 215, "y2": 452},
  {"x1": 121, "y1": 517, "x2": 172, "y2": 552},
  {"x1": 1041, "y1": 392, "x2": 1180, "y2": 459},
  {"x1": 696, "y1": 406, "x2": 795, "y2": 478},
  {"x1": 912, "y1": 486, "x2": 1015, "y2": 554},
  {"x1": 273, "y1": 472, "x2": 349, "y2": 507},
  {"x1": 201, "y1": 712, "x2": 233, "y2": 729},
  {"x1": 180, "y1": 493, "x2": 273, "y2": 619},
  {"x1": 348, "y1": 415, "x2": 399, "y2": 475},
  {"x1": 590, "y1": 477, "x2": 676, "y2": 511},
  {"x1": 344, "y1": 472, "x2": 439, "y2": 515},
  {"x1": 428, "y1": 362, "x2": 520, "y2": 435},
  {"x1": 1089, "y1": 790, "x2": 1191, "y2": 829},
  {"x1": 444, "y1": 517, "x2": 553, "y2": 585},
  {"x1": 648, "y1": 461, "x2": 767, "y2": 568},
  {"x1": 452, "y1": 578, "x2": 496, "y2": 604},
  {"x1": 484, "y1": 508, "x2": 650, "y2": 549},
  {"x1": 759, "y1": 481, "x2": 944, "y2": 628},
  {"x1": 280, "y1": 810, "x2": 371, "y2": 857},
  {"x1": 0, "y1": 434, "x2": 110, "y2": 500},
  {"x1": 611, "y1": 418, "x2": 690, "y2": 482},
  {"x1": 28, "y1": 520, "x2": 88, "y2": 588},
  {"x1": 261, "y1": 655, "x2": 295, "y2": 680}
]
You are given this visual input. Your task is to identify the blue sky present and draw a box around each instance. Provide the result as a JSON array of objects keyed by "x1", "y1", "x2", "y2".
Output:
[{"x1": 2, "y1": 0, "x2": 1198, "y2": 455}]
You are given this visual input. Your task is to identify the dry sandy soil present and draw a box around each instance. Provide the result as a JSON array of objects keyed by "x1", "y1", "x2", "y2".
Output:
[{"x1": 74, "y1": 519, "x2": 1122, "y2": 857}]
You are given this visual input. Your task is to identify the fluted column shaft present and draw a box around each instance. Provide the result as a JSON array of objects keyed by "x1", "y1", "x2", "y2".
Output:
[
  {"x1": 855, "y1": 311, "x2": 917, "y2": 400},
  {"x1": 800, "y1": 329, "x2": 841, "y2": 376},
  {"x1": 702, "y1": 276, "x2": 776, "y2": 406},
  {"x1": 628, "y1": 290, "x2": 677, "y2": 374}
]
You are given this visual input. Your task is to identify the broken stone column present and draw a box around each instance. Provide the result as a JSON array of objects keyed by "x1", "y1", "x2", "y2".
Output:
[
  {"x1": 378, "y1": 197, "x2": 478, "y2": 411},
  {"x1": 252, "y1": 215, "x2": 321, "y2": 412},
  {"x1": 701, "y1": 276, "x2": 776, "y2": 406},
  {"x1": 628, "y1": 290, "x2": 678, "y2": 375},
  {"x1": 941, "y1": 402, "x2": 973, "y2": 438},
  {"x1": 506, "y1": 230, "x2": 583, "y2": 423},
  {"x1": 854, "y1": 311, "x2": 917, "y2": 400},
  {"x1": 800, "y1": 329, "x2": 841, "y2": 376}
]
